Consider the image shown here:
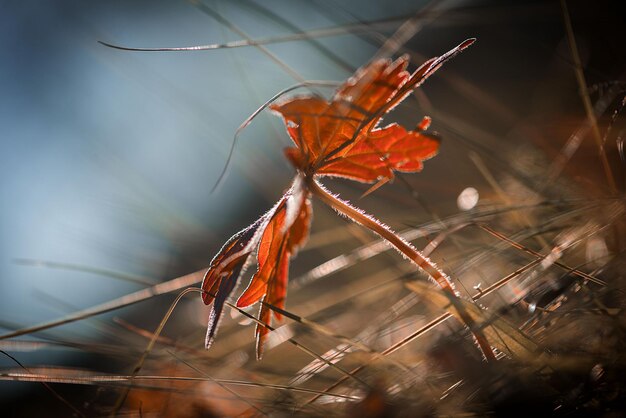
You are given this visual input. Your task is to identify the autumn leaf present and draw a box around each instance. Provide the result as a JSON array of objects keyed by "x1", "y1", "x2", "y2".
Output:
[
  {"x1": 272, "y1": 55, "x2": 441, "y2": 183},
  {"x1": 202, "y1": 176, "x2": 311, "y2": 357},
  {"x1": 202, "y1": 39, "x2": 481, "y2": 360}
]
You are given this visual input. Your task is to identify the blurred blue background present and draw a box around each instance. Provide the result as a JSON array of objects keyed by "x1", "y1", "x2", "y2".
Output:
[{"x1": 0, "y1": 0, "x2": 385, "y2": 331}]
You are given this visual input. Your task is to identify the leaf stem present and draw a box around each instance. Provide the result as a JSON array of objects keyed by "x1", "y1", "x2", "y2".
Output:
[{"x1": 308, "y1": 177, "x2": 496, "y2": 361}]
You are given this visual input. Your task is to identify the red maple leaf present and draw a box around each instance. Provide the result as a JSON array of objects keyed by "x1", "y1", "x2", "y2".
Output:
[{"x1": 201, "y1": 39, "x2": 493, "y2": 361}]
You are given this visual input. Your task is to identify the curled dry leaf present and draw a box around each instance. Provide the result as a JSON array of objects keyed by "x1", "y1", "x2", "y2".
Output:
[
  {"x1": 202, "y1": 216, "x2": 264, "y2": 348},
  {"x1": 203, "y1": 177, "x2": 311, "y2": 357}
]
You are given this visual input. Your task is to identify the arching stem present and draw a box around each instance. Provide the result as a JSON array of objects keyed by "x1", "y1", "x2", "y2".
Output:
[{"x1": 308, "y1": 176, "x2": 496, "y2": 362}]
